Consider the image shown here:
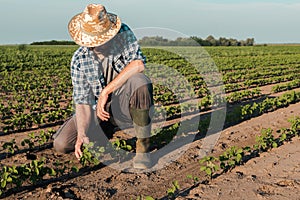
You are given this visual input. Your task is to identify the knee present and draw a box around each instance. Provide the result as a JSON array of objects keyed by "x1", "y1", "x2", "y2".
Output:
[
  {"x1": 53, "y1": 138, "x2": 71, "y2": 154},
  {"x1": 130, "y1": 84, "x2": 154, "y2": 110}
]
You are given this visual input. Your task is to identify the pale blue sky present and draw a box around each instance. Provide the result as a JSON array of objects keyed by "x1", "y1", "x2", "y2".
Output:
[{"x1": 1, "y1": 0, "x2": 300, "y2": 44}]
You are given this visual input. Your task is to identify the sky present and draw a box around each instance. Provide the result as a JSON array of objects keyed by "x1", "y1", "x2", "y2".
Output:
[{"x1": 0, "y1": 0, "x2": 300, "y2": 44}]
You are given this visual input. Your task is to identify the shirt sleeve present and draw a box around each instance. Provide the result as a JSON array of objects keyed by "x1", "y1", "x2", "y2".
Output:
[
  {"x1": 71, "y1": 47, "x2": 101, "y2": 105},
  {"x1": 112, "y1": 24, "x2": 146, "y2": 73}
]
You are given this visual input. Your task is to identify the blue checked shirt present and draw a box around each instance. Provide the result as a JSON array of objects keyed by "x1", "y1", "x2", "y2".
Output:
[{"x1": 71, "y1": 23, "x2": 146, "y2": 105}]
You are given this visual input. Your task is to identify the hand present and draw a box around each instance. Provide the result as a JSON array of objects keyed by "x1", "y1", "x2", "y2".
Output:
[
  {"x1": 96, "y1": 91, "x2": 110, "y2": 121},
  {"x1": 75, "y1": 136, "x2": 89, "y2": 159}
]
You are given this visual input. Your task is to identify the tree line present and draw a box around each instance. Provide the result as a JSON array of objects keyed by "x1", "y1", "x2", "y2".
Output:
[
  {"x1": 138, "y1": 35, "x2": 255, "y2": 46},
  {"x1": 30, "y1": 40, "x2": 76, "y2": 45},
  {"x1": 29, "y1": 36, "x2": 255, "y2": 46}
]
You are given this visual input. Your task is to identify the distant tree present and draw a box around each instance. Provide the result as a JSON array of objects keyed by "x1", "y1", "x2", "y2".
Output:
[
  {"x1": 174, "y1": 37, "x2": 198, "y2": 46},
  {"x1": 245, "y1": 38, "x2": 255, "y2": 46},
  {"x1": 190, "y1": 36, "x2": 204, "y2": 45},
  {"x1": 206, "y1": 35, "x2": 218, "y2": 46},
  {"x1": 219, "y1": 37, "x2": 230, "y2": 46},
  {"x1": 228, "y1": 38, "x2": 239, "y2": 46}
]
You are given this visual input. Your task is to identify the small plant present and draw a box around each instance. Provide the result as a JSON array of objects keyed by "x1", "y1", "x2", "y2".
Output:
[
  {"x1": 2, "y1": 139, "x2": 19, "y2": 155},
  {"x1": 21, "y1": 132, "x2": 35, "y2": 149},
  {"x1": 187, "y1": 174, "x2": 200, "y2": 185},
  {"x1": 52, "y1": 160, "x2": 67, "y2": 176},
  {"x1": 0, "y1": 166, "x2": 18, "y2": 196},
  {"x1": 37, "y1": 130, "x2": 52, "y2": 145},
  {"x1": 110, "y1": 139, "x2": 133, "y2": 161},
  {"x1": 254, "y1": 128, "x2": 277, "y2": 152},
  {"x1": 112, "y1": 139, "x2": 132, "y2": 152},
  {"x1": 277, "y1": 128, "x2": 292, "y2": 145},
  {"x1": 80, "y1": 142, "x2": 100, "y2": 167},
  {"x1": 167, "y1": 180, "x2": 180, "y2": 199},
  {"x1": 28, "y1": 159, "x2": 48, "y2": 184},
  {"x1": 219, "y1": 146, "x2": 244, "y2": 172},
  {"x1": 199, "y1": 156, "x2": 219, "y2": 180},
  {"x1": 289, "y1": 117, "x2": 300, "y2": 136}
]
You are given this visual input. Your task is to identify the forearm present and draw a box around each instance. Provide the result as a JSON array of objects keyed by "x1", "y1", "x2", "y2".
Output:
[
  {"x1": 75, "y1": 104, "x2": 93, "y2": 139},
  {"x1": 102, "y1": 60, "x2": 145, "y2": 96}
]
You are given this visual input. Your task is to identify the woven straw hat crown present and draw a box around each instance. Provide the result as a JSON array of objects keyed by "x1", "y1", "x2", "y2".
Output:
[{"x1": 68, "y1": 4, "x2": 121, "y2": 47}]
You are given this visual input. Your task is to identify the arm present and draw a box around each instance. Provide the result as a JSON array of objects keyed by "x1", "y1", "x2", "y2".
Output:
[
  {"x1": 71, "y1": 47, "x2": 98, "y2": 159},
  {"x1": 96, "y1": 59, "x2": 145, "y2": 121},
  {"x1": 74, "y1": 104, "x2": 92, "y2": 159}
]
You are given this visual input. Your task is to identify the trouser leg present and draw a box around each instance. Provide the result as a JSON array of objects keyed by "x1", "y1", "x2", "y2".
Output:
[
  {"x1": 53, "y1": 112, "x2": 107, "y2": 153},
  {"x1": 129, "y1": 83, "x2": 153, "y2": 169},
  {"x1": 53, "y1": 115, "x2": 77, "y2": 153}
]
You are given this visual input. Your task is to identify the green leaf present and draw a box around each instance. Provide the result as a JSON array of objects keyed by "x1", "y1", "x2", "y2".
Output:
[
  {"x1": 35, "y1": 168, "x2": 39, "y2": 176},
  {"x1": 200, "y1": 166, "x2": 206, "y2": 171},
  {"x1": 280, "y1": 134, "x2": 287, "y2": 141},
  {"x1": 186, "y1": 174, "x2": 193, "y2": 179},
  {"x1": 236, "y1": 149, "x2": 243, "y2": 154},
  {"x1": 236, "y1": 154, "x2": 243, "y2": 162},
  {"x1": 1, "y1": 180, "x2": 6, "y2": 188},
  {"x1": 173, "y1": 180, "x2": 180, "y2": 189},
  {"x1": 205, "y1": 168, "x2": 212, "y2": 175},
  {"x1": 6, "y1": 177, "x2": 12, "y2": 183},
  {"x1": 3, "y1": 172, "x2": 9, "y2": 179},
  {"x1": 213, "y1": 165, "x2": 219, "y2": 171},
  {"x1": 71, "y1": 166, "x2": 79, "y2": 173},
  {"x1": 126, "y1": 145, "x2": 132, "y2": 151},
  {"x1": 144, "y1": 196, "x2": 155, "y2": 200},
  {"x1": 272, "y1": 142, "x2": 278, "y2": 148},
  {"x1": 49, "y1": 168, "x2": 57, "y2": 176}
]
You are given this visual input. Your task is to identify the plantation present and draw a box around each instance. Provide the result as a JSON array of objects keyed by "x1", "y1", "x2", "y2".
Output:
[{"x1": 0, "y1": 45, "x2": 300, "y2": 199}]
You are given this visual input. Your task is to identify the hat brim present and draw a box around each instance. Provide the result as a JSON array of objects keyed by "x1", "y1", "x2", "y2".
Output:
[{"x1": 68, "y1": 13, "x2": 121, "y2": 47}]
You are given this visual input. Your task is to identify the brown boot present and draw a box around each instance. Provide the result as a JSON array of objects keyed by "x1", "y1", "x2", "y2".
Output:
[{"x1": 130, "y1": 108, "x2": 152, "y2": 169}]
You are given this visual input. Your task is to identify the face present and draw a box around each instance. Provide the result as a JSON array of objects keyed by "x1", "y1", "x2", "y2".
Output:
[{"x1": 93, "y1": 42, "x2": 111, "y2": 56}]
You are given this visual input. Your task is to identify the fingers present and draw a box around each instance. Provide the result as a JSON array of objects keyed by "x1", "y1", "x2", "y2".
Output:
[
  {"x1": 75, "y1": 140, "x2": 83, "y2": 159},
  {"x1": 97, "y1": 106, "x2": 110, "y2": 121},
  {"x1": 75, "y1": 147, "x2": 82, "y2": 160}
]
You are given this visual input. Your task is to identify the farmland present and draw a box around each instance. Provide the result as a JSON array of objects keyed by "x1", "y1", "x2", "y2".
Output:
[{"x1": 0, "y1": 45, "x2": 300, "y2": 199}]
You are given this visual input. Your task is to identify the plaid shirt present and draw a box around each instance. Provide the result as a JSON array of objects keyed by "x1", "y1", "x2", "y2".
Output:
[{"x1": 71, "y1": 23, "x2": 146, "y2": 105}]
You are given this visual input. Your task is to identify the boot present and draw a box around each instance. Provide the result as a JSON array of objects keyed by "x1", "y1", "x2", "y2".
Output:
[{"x1": 130, "y1": 108, "x2": 152, "y2": 169}]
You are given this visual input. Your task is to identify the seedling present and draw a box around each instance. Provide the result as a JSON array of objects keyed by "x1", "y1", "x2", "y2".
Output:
[
  {"x1": 254, "y1": 128, "x2": 278, "y2": 152},
  {"x1": 2, "y1": 139, "x2": 19, "y2": 155},
  {"x1": 199, "y1": 156, "x2": 219, "y2": 180},
  {"x1": 219, "y1": 146, "x2": 244, "y2": 172},
  {"x1": 187, "y1": 174, "x2": 200, "y2": 185},
  {"x1": 167, "y1": 180, "x2": 180, "y2": 199},
  {"x1": 80, "y1": 142, "x2": 100, "y2": 167}
]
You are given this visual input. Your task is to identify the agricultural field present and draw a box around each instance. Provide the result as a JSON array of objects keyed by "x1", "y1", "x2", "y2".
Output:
[{"x1": 0, "y1": 45, "x2": 300, "y2": 199}]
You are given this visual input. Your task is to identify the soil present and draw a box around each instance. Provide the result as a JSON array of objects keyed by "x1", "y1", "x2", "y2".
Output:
[{"x1": 1, "y1": 89, "x2": 300, "y2": 200}]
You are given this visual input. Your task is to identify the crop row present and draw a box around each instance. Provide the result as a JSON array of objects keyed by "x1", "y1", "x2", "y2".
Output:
[
  {"x1": 271, "y1": 79, "x2": 300, "y2": 93},
  {"x1": 1, "y1": 114, "x2": 299, "y2": 198},
  {"x1": 1, "y1": 46, "x2": 300, "y2": 134},
  {"x1": 199, "y1": 116, "x2": 300, "y2": 180},
  {"x1": 138, "y1": 115, "x2": 300, "y2": 199}
]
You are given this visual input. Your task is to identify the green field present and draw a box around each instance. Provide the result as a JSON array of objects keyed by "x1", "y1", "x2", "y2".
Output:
[{"x1": 1, "y1": 45, "x2": 300, "y2": 197}]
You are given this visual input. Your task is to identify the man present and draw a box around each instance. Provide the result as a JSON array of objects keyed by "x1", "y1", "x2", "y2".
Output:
[{"x1": 53, "y1": 4, "x2": 153, "y2": 169}]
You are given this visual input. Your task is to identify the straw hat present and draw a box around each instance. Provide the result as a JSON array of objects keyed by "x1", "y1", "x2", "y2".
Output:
[{"x1": 68, "y1": 4, "x2": 121, "y2": 47}]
